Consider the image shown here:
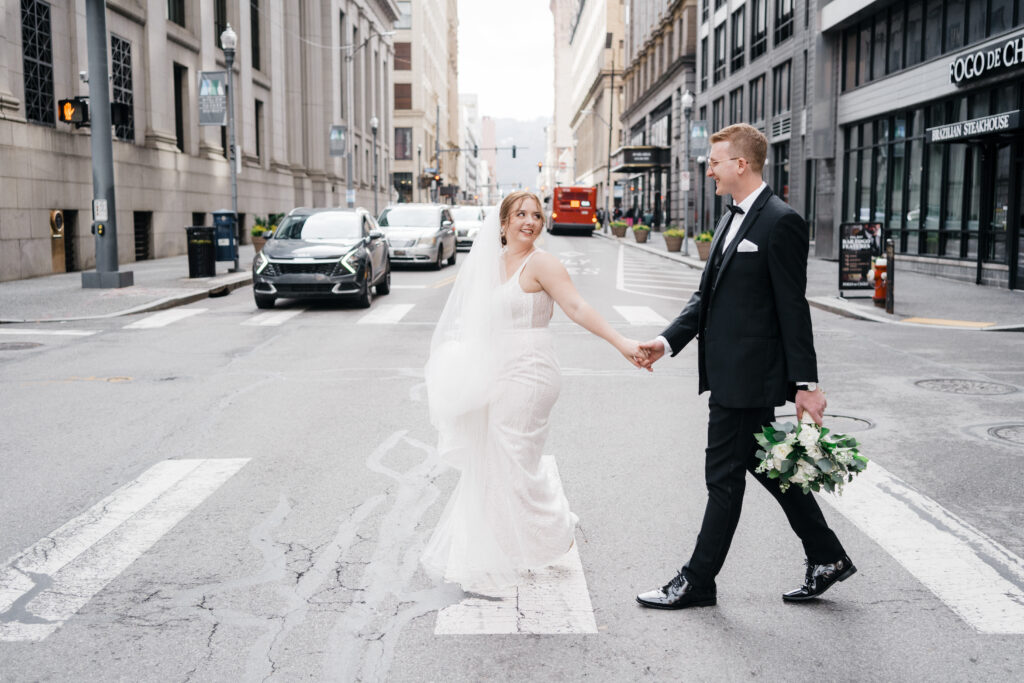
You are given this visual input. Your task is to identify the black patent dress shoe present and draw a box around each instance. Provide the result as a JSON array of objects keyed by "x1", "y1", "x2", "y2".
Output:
[
  {"x1": 782, "y1": 555, "x2": 857, "y2": 602},
  {"x1": 636, "y1": 570, "x2": 717, "y2": 609}
]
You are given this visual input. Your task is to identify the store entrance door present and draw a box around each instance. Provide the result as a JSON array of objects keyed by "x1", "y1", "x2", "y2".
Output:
[
  {"x1": 1012, "y1": 141, "x2": 1024, "y2": 290},
  {"x1": 976, "y1": 140, "x2": 1019, "y2": 288}
]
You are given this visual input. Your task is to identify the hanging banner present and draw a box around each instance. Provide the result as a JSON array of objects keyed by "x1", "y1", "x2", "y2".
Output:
[
  {"x1": 838, "y1": 222, "x2": 882, "y2": 293},
  {"x1": 329, "y1": 125, "x2": 347, "y2": 157},
  {"x1": 198, "y1": 71, "x2": 227, "y2": 126}
]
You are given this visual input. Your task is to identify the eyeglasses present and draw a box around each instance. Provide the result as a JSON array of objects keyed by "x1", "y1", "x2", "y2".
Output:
[{"x1": 707, "y1": 157, "x2": 742, "y2": 169}]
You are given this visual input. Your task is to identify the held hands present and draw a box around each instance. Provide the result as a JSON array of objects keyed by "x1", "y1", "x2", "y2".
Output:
[
  {"x1": 635, "y1": 339, "x2": 665, "y2": 372},
  {"x1": 620, "y1": 338, "x2": 651, "y2": 370},
  {"x1": 795, "y1": 387, "x2": 827, "y2": 426}
]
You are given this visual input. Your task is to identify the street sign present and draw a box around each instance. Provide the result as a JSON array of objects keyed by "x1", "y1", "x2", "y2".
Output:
[
  {"x1": 329, "y1": 125, "x2": 347, "y2": 157},
  {"x1": 346, "y1": 189, "x2": 356, "y2": 205},
  {"x1": 92, "y1": 199, "x2": 108, "y2": 222},
  {"x1": 680, "y1": 171, "x2": 691, "y2": 184},
  {"x1": 690, "y1": 120, "x2": 709, "y2": 157},
  {"x1": 838, "y1": 222, "x2": 882, "y2": 294},
  {"x1": 198, "y1": 71, "x2": 227, "y2": 126}
]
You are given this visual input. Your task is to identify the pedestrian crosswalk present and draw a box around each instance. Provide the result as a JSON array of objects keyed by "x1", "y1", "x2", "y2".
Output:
[
  {"x1": 123, "y1": 307, "x2": 208, "y2": 329},
  {"x1": 617, "y1": 245, "x2": 702, "y2": 302}
]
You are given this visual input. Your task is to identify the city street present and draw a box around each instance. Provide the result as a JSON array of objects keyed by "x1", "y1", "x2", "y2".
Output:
[{"x1": 2, "y1": 232, "x2": 1024, "y2": 681}]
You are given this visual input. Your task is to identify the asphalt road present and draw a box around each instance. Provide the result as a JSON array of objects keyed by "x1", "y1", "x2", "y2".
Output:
[{"x1": 1, "y1": 232, "x2": 1023, "y2": 682}]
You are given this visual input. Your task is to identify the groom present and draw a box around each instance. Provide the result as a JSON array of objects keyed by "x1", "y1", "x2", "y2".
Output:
[{"x1": 635, "y1": 124, "x2": 855, "y2": 609}]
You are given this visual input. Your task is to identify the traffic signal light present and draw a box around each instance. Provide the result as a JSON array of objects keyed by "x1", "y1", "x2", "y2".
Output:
[
  {"x1": 57, "y1": 97, "x2": 89, "y2": 127},
  {"x1": 473, "y1": 144, "x2": 478, "y2": 158},
  {"x1": 433, "y1": 173, "x2": 441, "y2": 182},
  {"x1": 537, "y1": 161, "x2": 542, "y2": 172},
  {"x1": 512, "y1": 145, "x2": 517, "y2": 158}
]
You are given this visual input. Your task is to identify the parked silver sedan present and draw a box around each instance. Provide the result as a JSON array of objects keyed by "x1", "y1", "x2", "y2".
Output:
[{"x1": 377, "y1": 204, "x2": 457, "y2": 269}]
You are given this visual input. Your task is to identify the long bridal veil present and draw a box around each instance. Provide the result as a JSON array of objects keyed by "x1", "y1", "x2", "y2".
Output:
[{"x1": 421, "y1": 207, "x2": 521, "y2": 590}]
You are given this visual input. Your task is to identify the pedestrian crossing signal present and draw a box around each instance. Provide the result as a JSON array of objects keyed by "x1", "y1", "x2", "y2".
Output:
[{"x1": 57, "y1": 97, "x2": 89, "y2": 127}]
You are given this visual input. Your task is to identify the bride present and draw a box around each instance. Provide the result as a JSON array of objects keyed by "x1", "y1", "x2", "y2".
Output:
[{"x1": 421, "y1": 191, "x2": 646, "y2": 592}]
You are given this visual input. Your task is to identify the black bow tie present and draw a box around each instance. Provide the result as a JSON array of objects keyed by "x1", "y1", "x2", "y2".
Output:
[{"x1": 726, "y1": 204, "x2": 745, "y2": 216}]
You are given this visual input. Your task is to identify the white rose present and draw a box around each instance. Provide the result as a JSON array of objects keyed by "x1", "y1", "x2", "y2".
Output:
[
  {"x1": 770, "y1": 442, "x2": 793, "y2": 468},
  {"x1": 797, "y1": 426, "x2": 819, "y2": 450}
]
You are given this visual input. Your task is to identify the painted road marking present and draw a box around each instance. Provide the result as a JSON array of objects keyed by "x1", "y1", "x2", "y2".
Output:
[
  {"x1": 901, "y1": 317, "x2": 994, "y2": 328},
  {"x1": 822, "y1": 461, "x2": 1024, "y2": 634},
  {"x1": 357, "y1": 303, "x2": 416, "y2": 325},
  {"x1": 0, "y1": 329, "x2": 96, "y2": 336},
  {"x1": 242, "y1": 308, "x2": 306, "y2": 326},
  {"x1": 123, "y1": 308, "x2": 208, "y2": 329},
  {"x1": 616, "y1": 245, "x2": 698, "y2": 302},
  {"x1": 0, "y1": 458, "x2": 248, "y2": 642},
  {"x1": 613, "y1": 306, "x2": 669, "y2": 326},
  {"x1": 432, "y1": 275, "x2": 458, "y2": 289},
  {"x1": 434, "y1": 456, "x2": 597, "y2": 635}
]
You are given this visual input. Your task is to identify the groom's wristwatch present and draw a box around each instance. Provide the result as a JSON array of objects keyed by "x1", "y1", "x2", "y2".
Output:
[{"x1": 796, "y1": 382, "x2": 818, "y2": 392}]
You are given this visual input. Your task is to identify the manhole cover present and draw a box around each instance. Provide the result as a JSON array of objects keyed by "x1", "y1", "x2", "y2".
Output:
[
  {"x1": 988, "y1": 425, "x2": 1024, "y2": 445},
  {"x1": 0, "y1": 342, "x2": 43, "y2": 351},
  {"x1": 914, "y1": 379, "x2": 1018, "y2": 395},
  {"x1": 775, "y1": 414, "x2": 874, "y2": 433}
]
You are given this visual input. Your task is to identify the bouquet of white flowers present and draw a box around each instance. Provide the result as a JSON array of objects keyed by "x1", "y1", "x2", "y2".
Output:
[{"x1": 754, "y1": 415, "x2": 868, "y2": 495}]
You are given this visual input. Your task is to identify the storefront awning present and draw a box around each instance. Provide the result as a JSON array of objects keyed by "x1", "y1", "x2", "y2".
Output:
[
  {"x1": 610, "y1": 145, "x2": 670, "y2": 173},
  {"x1": 927, "y1": 110, "x2": 1021, "y2": 144}
]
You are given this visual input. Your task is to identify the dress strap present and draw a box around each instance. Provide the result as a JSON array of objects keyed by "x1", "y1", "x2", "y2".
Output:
[{"x1": 513, "y1": 249, "x2": 540, "y2": 277}]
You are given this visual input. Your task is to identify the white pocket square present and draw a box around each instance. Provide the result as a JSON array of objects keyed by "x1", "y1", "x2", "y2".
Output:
[{"x1": 737, "y1": 239, "x2": 759, "y2": 253}]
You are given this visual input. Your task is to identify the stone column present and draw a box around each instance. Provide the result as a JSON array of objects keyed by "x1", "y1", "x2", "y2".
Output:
[
  {"x1": 197, "y1": 0, "x2": 222, "y2": 158},
  {"x1": 143, "y1": 0, "x2": 178, "y2": 150}
]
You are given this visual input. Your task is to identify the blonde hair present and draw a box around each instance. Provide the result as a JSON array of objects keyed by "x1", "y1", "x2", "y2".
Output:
[
  {"x1": 710, "y1": 123, "x2": 767, "y2": 173},
  {"x1": 498, "y1": 191, "x2": 544, "y2": 246}
]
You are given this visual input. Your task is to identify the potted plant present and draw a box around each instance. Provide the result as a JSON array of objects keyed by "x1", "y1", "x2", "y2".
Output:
[
  {"x1": 632, "y1": 223, "x2": 651, "y2": 243},
  {"x1": 695, "y1": 230, "x2": 714, "y2": 261},
  {"x1": 610, "y1": 220, "x2": 628, "y2": 238},
  {"x1": 252, "y1": 216, "x2": 270, "y2": 253},
  {"x1": 663, "y1": 226, "x2": 685, "y2": 252}
]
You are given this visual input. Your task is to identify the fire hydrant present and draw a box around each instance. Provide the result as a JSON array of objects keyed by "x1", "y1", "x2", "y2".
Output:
[{"x1": 871, "y1": 257, "x2": 887, "y2": 307}]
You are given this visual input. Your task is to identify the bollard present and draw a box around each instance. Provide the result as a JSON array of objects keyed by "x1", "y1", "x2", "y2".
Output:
[{"x1": 885, "y1": 238, "x2": 895, "y2": 314}]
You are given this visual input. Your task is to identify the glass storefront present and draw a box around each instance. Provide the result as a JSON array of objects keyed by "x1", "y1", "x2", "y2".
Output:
[{"x1": 841, "y1": 80, "x2": 1023, "y2": 288}]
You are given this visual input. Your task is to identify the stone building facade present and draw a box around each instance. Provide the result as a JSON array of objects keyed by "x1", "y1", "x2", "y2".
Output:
[
  {"x1": 1, "y1": 0, "x2": 398, "y2": 282},
  {"x1": 618, "y1": 0, "x2": 697, "y2": 230}
]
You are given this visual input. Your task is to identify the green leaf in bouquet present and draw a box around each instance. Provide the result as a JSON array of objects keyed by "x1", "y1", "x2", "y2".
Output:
[
  {"x1": 755, "y1": 449, "x2": 768, "y2": 461},
  {"x1": 778, "y1": 458, "x2": 794, "y2": 473},
  {"x1": 816, "y1": 459, "x2": 834, "y2": 473},
  {"x1": 771, "y1": 430, "x2": 789, "y2": 442},
  {"x1": 831, "y1": 471, "x2": 845, "y2": 483},
  {"x1": 755, "y1": 433, "x2": 773, "y2": 449},
  {"x1": 823, "y1": 480, "x2": 835, "y2": 493},
  {"x1": 768, "y1": 470, "x2": 780, "y2": 479},
  {"x1": 771, "y1": 421, "x2": 796, "y2": 434},
  {"x1": 819, "y1": 427, "x2": 831, "y2": 439}
]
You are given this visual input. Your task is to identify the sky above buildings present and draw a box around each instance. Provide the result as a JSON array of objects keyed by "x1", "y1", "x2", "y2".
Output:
[{"x1": 457, "y1": 0, "x2": 554, "y2": 121}]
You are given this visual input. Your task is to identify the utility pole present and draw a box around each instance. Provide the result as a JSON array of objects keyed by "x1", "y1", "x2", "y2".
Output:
[
  {"x1": 606, "y1": 46, "x2": 615, "y2": 234},
  {"x1": 81, "y1": 0, "x2": 132, "y2": 288}
]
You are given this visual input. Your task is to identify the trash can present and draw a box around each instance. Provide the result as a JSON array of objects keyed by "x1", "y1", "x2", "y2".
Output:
[
  {"x1": 211, "y1": 210, "x2": 238, "y2": 262},
  {"x1": 185, "y1": 226, "x2": 216, "y2": 278}
]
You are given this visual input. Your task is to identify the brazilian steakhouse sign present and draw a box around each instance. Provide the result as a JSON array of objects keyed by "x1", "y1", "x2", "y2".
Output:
[{"x1": 927, "y1": 110, "x2": 1021, "y2": 143}]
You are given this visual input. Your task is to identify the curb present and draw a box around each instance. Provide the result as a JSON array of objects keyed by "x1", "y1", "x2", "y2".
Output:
[
  {"x1": 591, "y1": 230, "x2": 707, "y2": 270},
  {"x1": 0, "y1": 272, "x2": 252, "y2": 324}
]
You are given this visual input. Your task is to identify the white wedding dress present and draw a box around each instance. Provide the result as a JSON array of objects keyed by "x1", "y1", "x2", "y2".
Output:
[{"x1": 421, "y1": 250, "x2": 578, "y2": 592}]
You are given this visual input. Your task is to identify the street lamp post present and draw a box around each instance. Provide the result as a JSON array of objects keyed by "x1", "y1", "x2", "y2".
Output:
[
  {"x1": 221, "y1": 23, "x2": 240, "y2": 272},
  {"x1": 370, "y1": 115, "x2": 379, "y2": 216},
  {"x1": 417, "y1": 144, "x2": 422, "y2": 203},
  {"x1": 681, "y1": 89, "x2": 694, "y2": 256}
]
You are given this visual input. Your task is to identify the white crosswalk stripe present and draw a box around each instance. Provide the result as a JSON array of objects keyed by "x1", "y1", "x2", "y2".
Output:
[
  {"x1": 357, "y1": 303, "x2": 415, "y2": 325},
  {"x1": 613, "y1": 305, "x2": 669, "y2": 325},
  {"x1": 435, "y1": 456, "x2": 597, "y2": 635},
  {"x1": 822, "y1": 461, "x2": 1024, "y2": 634},
  {"x1": 617, "y1": 245, "x2": 701, "y2": 301},
  {"x1": 123, "y1": 308, "x2": 207, "y2": 329},
  {"x1": 242, "y1": 308, "x2": 306, "y2": 326}
]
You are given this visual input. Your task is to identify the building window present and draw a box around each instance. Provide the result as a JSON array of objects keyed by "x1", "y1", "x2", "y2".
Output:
[
  {"x1": 858, "y1": 20, "x2": 871, "y2": 86},
  {"x1": 712, "y1": 96, "x2": 725, "y2": 132},
  {"x1": 749, "y1": 74, "x2": 765, "y2": 122},
  {"x1": 772, "y1": 60, "x2": 791, "y2": 116},
  {"x1": 731, "y1": 7, "x2": 745, "y2": 72},
  {"x1": 393, "y1": 172, "x2": 413, "y2": 202},
  {"x1": 888, "y1": 4, "x2": 904, "y2": 73},
  {"x1": 924, "y1": 0, "x2": 942, "y2": 61},
  {"x1": 395, "y1": 42, "x2": 411, "y2": 70},
  {"x1": 872, "y1": 17, "x2": 887, "y2": 80},
  {"x1": 251, "y1": 0, "x2": 261, "y2": 70},
  {"x1": 774, "y1": 0, "x2": 794, "y2": 45},
  {"x1": 713, "y1": 24, "x2": 727, "y2": 83},
  {"x1": 394, "y1": 83, "x2": 411, "y2": 110},
  {"x1": 751, "y1": 0, "x2": 768, "y2": 60},
  {"x1": 702, "y1": 0, "x2": 709, "y2": 23},
  {"x1": 255, "y1": 99, "x2": 264, "y2": 161},
  {"x1": 700, "y1": 37, "x2": 708, "y2": 91},
  {"x1": 21, "y1": 0, "x2": 55, "y2": 125},
  {"x1": 728, "y1": 87, "x2": 743, "y2": 125},
  {"x1": 905, "y1": 0, "x2": 923, "y2": 68},
  {"x1": 772, "y1": 141, "x2": 790, "y2": 203},
  {"x1": 173, "y1": 62, "x2": 186, "y2": 152},
  {"x1": 215, "y1": 0, "x2": 227, "y2": 49},
  {"x1": 651, "y1": 113, "x2": 669, "y2": 148},
  {"x1": 395, "y1": 1, "x2": 412, "y2": 29},
  {"x1": 967, "y1": 0, "x2": 987, "y2": 44},
  {"x1": 395, "y1": 127, "x2": 412, "y2": 160},
  {"x1": 168, "y1": 0, "x2": 185, "y2": 28},
  {"x1": 945, "y1": 0, "x2": 965, "y2": 52},
  {"x1": 111, "y1": 34, "x2": 134, "y2": 142}
]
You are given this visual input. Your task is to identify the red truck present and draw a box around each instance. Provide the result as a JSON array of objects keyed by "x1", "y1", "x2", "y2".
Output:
[{"x1": 547, "y1": 186, "x2": 598, "y2": 235}]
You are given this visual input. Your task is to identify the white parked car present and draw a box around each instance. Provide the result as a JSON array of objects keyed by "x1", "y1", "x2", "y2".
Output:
[
  {"x1": 377, "y1": 203, "x2": 457, "y2": 269},
  {"x1": 451, "y1": 205, "x2": 486, "y2": 250}
]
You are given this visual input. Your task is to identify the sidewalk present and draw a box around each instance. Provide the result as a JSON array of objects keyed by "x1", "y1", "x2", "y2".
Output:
[
  {"x1": 0, "y1": 246, "x2": 254, "y2": 323},
  {"x1": 595, "y1": 228, "x2": 1024, "y2": 332}
]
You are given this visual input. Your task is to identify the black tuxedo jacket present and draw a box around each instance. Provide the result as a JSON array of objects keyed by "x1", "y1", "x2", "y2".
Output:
[{"x1": 661, "y1": 185, "x2": 817, "y2": 408}]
